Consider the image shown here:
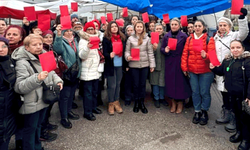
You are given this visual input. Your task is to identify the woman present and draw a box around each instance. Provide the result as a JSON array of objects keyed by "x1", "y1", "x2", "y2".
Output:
[
  {"x1": 78, "y1": 22, "x2": 103, "y2": 121},
  {"x1": 130, "y1": 15, "x2": 139, "y2": 26},
  {"x1": 0, "y1": 19, "x2": 7, "y2": 36},
  {"x1": 214, "y1": 8, "x2": 249, "y2": 133},
  {"x1": 210, "y1": 40, "x2": 250, "y2": 150},
  {"x1": 125, "y1": 20, "x2": 155, "y2": 114},
  {"x1": 12, "y1": 34, "x2": 63, "y2": 150},
  {"x1": 181, "y1": 20, "x2": 215, "y2": 125},
  {"x1": 53, "y1": 25, "x2": 81, "y2": 128},
  {"x1": 0, "y1": 37, "x2": 18, "y2": 150},
  {"x1": 160, "y1": 18, "x2": 191, "y2": 114},
  {"x1": 4, "y1": 25, "x2": 26, "y2": 54},
  {"x1": 103, "y1": 21, "x2": 126, "y2": 115},
  {"x1": 149, "y1": 23, "x2": 166, "y2": 108},
  {"x1": 148, "y1": 21, "x2": 155, "y2": 37}
]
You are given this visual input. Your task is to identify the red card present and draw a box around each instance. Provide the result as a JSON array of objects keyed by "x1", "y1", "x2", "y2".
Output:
[
  {"x1": 163, "y1": 13, "x2": 170, "y2": 24},
  {"x1": 168, "y1": 38, "x2": 177, "y2": 50},
  {"x1": 38, "y1": 14, "x2": 50, "y2": 31},
  {"x1": 208, "y1": 50, "x2": 220, "y2": 66},
  {"x1": 101, "y1": 16, "x2": 106, "y2": 24},
  {"x1": 107, "y1": 13, "x2": 113, "y2": 22},
  {"x1": 24, "y1": 6, "x2": 36, "y2": 21},
  {"x1": 151, "y1": 32, "x2": 159, "y2": 44},
  {"x1": 116, "y1": 19, "x2": 124, "y2": 27},
  {"x1": 122, "y1": 7, "x2": 128, "y2": 17},
  {"x1": 181, "y1": 15, "x2": 188, "y2": 27},
  {"x1": 131, "y1": 48, "x2": 140, "y2": 61},
  {"x1": 60, "y1": 5, "x2": 69, "y2": 17},
  {"x1": 112, "y1": 42, "x2": 123, "y2": 55},
  {"x1": 71, "y1": 2, "x2": 78, "y2": 12},
  {"x1": 142, "y1": 12, "x2": 149, "y2": 23},
  {"x1": 60, "y1": 15, "x2": 72, "y2": 30},
  {"x1": 192, "y1": 39, "x2": 203, "y2": 52},
  {"x1": 231, "y1": 0, "x2": 243, "y2": 15},
  {"x1": 89, "y1": 36, "x2": 100, "y2": 49},
  {"x1": 39, "y1": 51, "x2": 57, "y2": 72}
]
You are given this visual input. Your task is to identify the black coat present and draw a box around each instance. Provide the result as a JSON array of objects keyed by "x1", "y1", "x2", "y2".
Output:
[
  {"x1": 0, "y1": 55, "x2": 18, "y2": 142},
  {"x1": 102, "y1": 37, "x2": 127, "y2": 76}
]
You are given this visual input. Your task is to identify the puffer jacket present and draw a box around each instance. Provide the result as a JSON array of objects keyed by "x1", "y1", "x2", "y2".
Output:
[
  {"x1": 181, "y1": 33, "x2": 215, "y2": 74},
  {"x1": 11, "y1": 46, "x2": 63, "y2": 115},
  {"x1": 78, "y1": 31, "x2": 101, "y2": 81},
  {"x1": 125, "y1": 34, "x2": 155, "y2": 68},
  {"x1": 214, "y1": 17, "x2": 249, "y2": 92}
]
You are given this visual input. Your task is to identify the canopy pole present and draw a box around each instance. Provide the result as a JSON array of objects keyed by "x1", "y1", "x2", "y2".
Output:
[
  {"x1": 116, "y1": 6, "x2": 118, "y2": 19},
  {"x1": 213, "y1": 8, "x2": 218, "y2": 28}
]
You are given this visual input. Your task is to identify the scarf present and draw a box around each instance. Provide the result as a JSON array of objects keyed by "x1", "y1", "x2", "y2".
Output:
[
  {"x1": 63, "y1": 36, "x2": 74, "y2": 43},
  {"x1": 111, "y1": 34, "x2": 123, "y2": 57},
  {"x1": 217, "y1": 31, "x2": 229, "y2": 38},
  {"x1": 9, "y1": 42, "x2": 23, "y2": 54}
]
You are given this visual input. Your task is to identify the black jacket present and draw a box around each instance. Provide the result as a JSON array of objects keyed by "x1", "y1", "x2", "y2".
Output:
[{"x1": 0, "y1": 55, "x2": 18, "y2": 142}]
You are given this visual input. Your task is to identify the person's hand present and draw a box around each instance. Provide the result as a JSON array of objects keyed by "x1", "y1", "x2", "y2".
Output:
[
  {"x1": 153, "y1": 43, "x2": 158, "y2": 50},
  {"x1": 165, "y1": 46, "x2": 170, "y2": 53},
  {"x1": 87, "y1": 43, "x2": 93, "y2": 48},
  {"x1": 38, "y1": 71, "x2": 48, "y2": 81},
  {"x1": 23, "y1": 17, "x2": 30, "y2": 26},
  {"x1": 127, "y1": 56, "x2": 132, "y2": 61},
  {"x1": 239, "y1": 8, "x2": 248, "y2": 19},
  {"x1": 150, "y1": 68, "x2": 154, "y2": 72},
  {"x1": 201, "y1": 50, "x2": 206, "y2": 58},
  {"x1": 183, "y1": 71, "x2": 188, "y2": 76},
  {"x1": 56, "y1": 24, "x2": 62, "y2": 36},
  {"x1": 110, "y1": 52, "x2": 115, "y2": 58},
  {"x1": 209, "y1": 63, "x2": 215, "y2": 69},
  {"x1": 57, "y1": 83, "x2": 63, "y2": 90},
  {"x1": 126, "y1": 68, "x2": 129, "y2": 71}
]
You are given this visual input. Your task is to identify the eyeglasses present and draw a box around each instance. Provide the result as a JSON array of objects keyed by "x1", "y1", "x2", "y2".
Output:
[{"x1": 0, "y1": 44, "x2": 8, "y2": 49}]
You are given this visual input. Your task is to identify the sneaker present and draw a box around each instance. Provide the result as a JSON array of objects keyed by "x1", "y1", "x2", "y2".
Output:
[
  {"x1": 68, "y1": 111, "x2": 80, "y2": 120},
  {"x1": 40, "y1": 130, "x2": 57, "y2": 142}
]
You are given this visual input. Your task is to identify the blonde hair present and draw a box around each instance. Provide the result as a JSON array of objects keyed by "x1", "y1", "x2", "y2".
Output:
[
  {"x1": 134, "y1": 20, "x2": 146, "y2": 46},
  {"x1": 23, "y1": 34, "x2": 43, "y2": 46}
]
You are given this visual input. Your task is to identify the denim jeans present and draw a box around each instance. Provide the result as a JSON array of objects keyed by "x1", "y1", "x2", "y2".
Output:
[
  {"x1": 22, "y1": 108, "x2": 47, "y2": 150},
  {"x1": 81, "y1": 79, "x2": 99, "y2": 115},
  {"x1": 189, "y1": 72, "x2": 214, "y2": 111},
  {"x1": 107, "y1": 67, "x2": 123, "y2": 102},
  {"x1": 152, "y1": 85, "x2": 165, "y2": 100}
]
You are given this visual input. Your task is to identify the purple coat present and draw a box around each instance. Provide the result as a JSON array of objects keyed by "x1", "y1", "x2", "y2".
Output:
[{"x1": 161, "y1": 31, "x2": 191, "y2": 100}]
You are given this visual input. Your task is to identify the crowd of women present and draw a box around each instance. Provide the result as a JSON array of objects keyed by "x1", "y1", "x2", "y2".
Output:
[{"x1": 0, "y1": 6, "x2": 250, "y2": 150}]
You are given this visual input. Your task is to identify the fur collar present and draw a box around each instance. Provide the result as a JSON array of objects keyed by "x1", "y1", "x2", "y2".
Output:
[
  {"x1": 225, "y1": 51, "x2": 250, "y2": 60},
  {"x1": 79, "y1": 30, "x2": 100, "y2": 41}
]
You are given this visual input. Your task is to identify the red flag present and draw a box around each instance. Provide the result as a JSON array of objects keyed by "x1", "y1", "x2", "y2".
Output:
[
  {"x1": 163, "y1": 14, "x2": 170, "y2": 24},
  {"x1": 60, "y1": 15, "x2": 72, "y2": 30},
  {"x1": 38, "y1": 14, "x2": 50, "y2": 31},
  {"x1": 168, "y1": 38, "x2": 177, "y2": 50},
  {"x1": 39, "y1": 51, "x2": 57, "y2": 72},
  {"x1": 60, "y1": 5, "x2": 69, "y2": 17},
  {"x1": 231, "y1": 0, "x2": 243, "y2": 15},
  {"x1": 151, "y1": 32, "x2": 159, "y2": 44},
  {"x1": 116, "y1": 19, "x2": 124, "y2": 27},
  {"x1": 107, "y1": 13, "x2": 113, "y2": 22},
  {"x1": 142, "y1": 12, "x2": 149, "y2": 23},
  {"x1": 89, "y1": 36, "x2": 100, "y2": 49},
  {"x1": 24, "y1": 6, "x2": 36, "y2": 21},
  {"x1": 181, "y1": 15, "x2": 188, "y2": 27},
  {"x1": 71, "y1": 2, "x2": 78, "y2": 12},
  {"x1": 112, "y1": 42, "x2": 123, "y2": 55},
  {"x1": 101, "y1": 16, "x2": 106, "y2": 24},
  {"x1": 192, "y1": 39, "x2": 203, "y2": 52},
  {"x1": 208, "y1": 50, "x2": 221, "y2": 66},
  {"x1": 131, "y1": 48, "x2": 140, "y2": 61},
  {"x1": 122, "y1": 7, "x2": 128, "y2": 17}
]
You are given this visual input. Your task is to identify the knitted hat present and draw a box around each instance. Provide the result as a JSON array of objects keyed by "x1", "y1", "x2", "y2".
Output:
[
  {"x1": 84, "y1": 22, "x2": 95, "y2": 32},
  {"x1": 0, "y1": 36, "x2": 9, "y2": 45},
  {"x1": 92, "y1": 19, "x2": 100, "y2": 29},
  {"x1": 217, "y1": 17, "x2": 233, "y2": 28},
  {"x1": 42, "y1": 30, "x2": 53, "y2": 37},
  {"x1": 71, "y1": 14, "x2": 78, "y2": 20}
]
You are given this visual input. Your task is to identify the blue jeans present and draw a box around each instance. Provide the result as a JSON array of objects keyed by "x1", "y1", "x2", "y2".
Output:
[
  {"x1": 107, "y1": 67, "x2": 123, "y2": 102},
  {"x1": 152, "y1": 85, "x2": 165, "y2": 100},
  {"x1": 189, "y1": 72, "x2": 214, "y2": 111}
]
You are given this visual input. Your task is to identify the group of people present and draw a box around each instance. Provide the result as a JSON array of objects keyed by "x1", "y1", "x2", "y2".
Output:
[{"x1": 0, "y1": 6, "x2": 250, "y2": 150}]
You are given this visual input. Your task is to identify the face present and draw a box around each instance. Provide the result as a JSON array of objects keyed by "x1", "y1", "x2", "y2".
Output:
[
  {"x1": 25, "y1": 39, "x2": 43, "y2": 55},
  {"x1": 126, "y1": 27, "x2": 134, "y2": 36},
  {"x1": 71, "y1": 17, "x2": 78, "y2": 23},
  {"x1": 149, "y1": 23, "x2": 155, "y2": 32},
  {"x1": 131, "y1": 17, "x2": 138, "y2": 25},
  {"x1": 102, "y1": 22, "x2": 108, "y2": 31},
  {"x1": 94, "y1": 22, "x2": 99, "y2": 30},
  {"x1": 218, "y1": 22, "x2": 230, "y2": 34},
  {"x1": 0, "y1": 20, "x2": 7, "y2": 35},
  {"x1": 0, "y1": 41, "x2": 8, "y2": 56},
  {"x1": 86, "y1": 27, "x2": 95, "y2": 35},
  {"x1": 135, "y1": 23, "x2": 144, "y2": 34},
  {"x1": 155, "y1": 25, "x2": 163, "y2": 34},
  {"x1": 63, "y1": 30, "x2": 73, "y2": 38},
  {"x1": 111, "y1": 23, "x2": 118, "y2": 34},
  {"x1": 194, "y1": 22, "x2": 205, "y2": 35},
  {"x1": 43, "y1": 34, "x2": 53, "y2": 45},
  {"x1": 5, "y1": 27, "x2": 22, "y2": 45},
  {"x1": 170, "y1": 20, "x2": 180, "y2": 32},
  {"x1": 32, "y1": 28, "x2": 42, "y2": 35},
  {"x1": 230, "y1": 41, "x2": 244, "y2": 58},
  {"x1": 187, "y1": 23, "x2": 194, "y2": 34}
]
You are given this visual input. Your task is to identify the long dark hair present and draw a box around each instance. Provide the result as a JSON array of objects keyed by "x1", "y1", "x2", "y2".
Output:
[
  {"x1": 104, "y1": 21, "x2": 126, "y2": 41},
  {"x1": 194, "y1": 19, "x2": 207, "y2": 33}
]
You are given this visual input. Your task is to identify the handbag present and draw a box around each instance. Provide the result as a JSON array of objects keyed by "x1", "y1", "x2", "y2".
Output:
[
  {"x1": 241, "y1": 60, "x2": 250, "y2": 115},
  {"x1": 28, "y1": 61, "x2": 60, "y2": 104},
  {"x1": 63, "y1": 60, "x2": 79, "y2": 82}
]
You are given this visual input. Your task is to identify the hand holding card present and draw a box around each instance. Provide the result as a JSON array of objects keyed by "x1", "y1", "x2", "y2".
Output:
[
  {"x1": 208, "y1": 50, "x2": 220, "y2": 66},
  {"x1": 151, "y1": 32, "x2": 159, "y2": 44},
  {"x1": 168, "y1": 38, "x2": 177, "y2": 50},
  {"x1": 89, "y1": 37, "x2": 100, "y2": 49},
  {"x1": 39, "y1": 51, "x2": 57, "y2": 72},
  {"x1": 192, "y1": 39, "x2": 203, "y2": 52},
  {"x1": 131, "y1": 48, "x2": 140, "y2": 61}
]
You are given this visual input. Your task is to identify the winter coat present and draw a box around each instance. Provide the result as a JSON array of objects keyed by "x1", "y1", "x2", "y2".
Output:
[
  {"x1": 181, "y1": 33, "x2": 215, "y2": 74},
  {"x1": 102, "y1": 37, "x2": 127, "y2": 76},
  {"x1": 78, "y1": 32, "x2": 102, "y2": 81},
  {"x1": 149, "y1": 33, "x2": 165, "y2": 86},
  {"x1": 211, "y1": 52, "x2": 250, "y2": 98},
  {"x1": 0, "y1": 55, "x2": 17, "y2": 143},
  {"x1": 11, "y1": 46, "x2": 63, "y2": 115},
  {"x1": 160, "y1": 30, "x2": 191, "y2": 99},
  {"x1": 125, "y1": 34, "x2": 155, "y2": 68},
  {"x1": 214, "y1": 17, "x2": 249, "y2": 92}
]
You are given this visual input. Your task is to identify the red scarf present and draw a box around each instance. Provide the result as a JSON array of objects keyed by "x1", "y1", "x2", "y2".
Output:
[
  {"x1": 111, "y1": 34, "x2": 123, "y2": 57},
  {"x1": 9, "y1": 42, "x2": 23, "y2": 54}
]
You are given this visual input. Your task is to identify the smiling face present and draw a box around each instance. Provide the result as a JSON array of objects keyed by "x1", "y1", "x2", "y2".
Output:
[
  {"x1": 230, "y1": 41, "x2": 244, "y2": 58},
  {"x1": 5, "y1": 27, "x2": 22, "y2": 45},
  {"x1": 194, "y1": 21, "x2": 205, "y2": 35},
  {"x1": 135, "y1": 23, "x2": 144, "y2": 34},
  {"x1": 25, "y1": 38, "x2": 43, "y2": 55},
  {"x1": 43, "y1": 34, "x2": 53, "y2": 45},
  {"x1": 218, "y1": 22, "x2": 230, "y2": 34},
  {"x1": 187, "y1": 23, "x2": 194, "y2": 34}
]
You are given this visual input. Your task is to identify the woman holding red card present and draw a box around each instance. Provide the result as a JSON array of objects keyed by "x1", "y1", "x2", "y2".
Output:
[
  {"x1": 160, "y1": 18, "x2": 191, "y2": 114},
  {"x1": 181, "y1": 20, "x2": 215, "y2": 125},
  {"x1": 125, "y1": 20, "x2": 155, "y2": 114},
  {"x1": 102, "y1": 21, "x2": 126, "y2": 115}
]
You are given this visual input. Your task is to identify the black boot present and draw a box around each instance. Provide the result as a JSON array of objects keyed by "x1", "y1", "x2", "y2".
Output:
[
  {"x1": 185, "y1": 97, "x2": 193, "y2": 108},
  {"x1": 199, "y1": 110, "x2": 208, "y2": 125},
  {"x1": 133, "y1": 99, "x2": 139, "y2": 113},
  {"x1": 15, "y1": 139, "x2": 23, "y2": 150},
  {"x1": 140, "y1": 98, "x2": 148, "y2": 114},
  {"x1": 192, "y1": 112, "x2": 202, "y2": 124},
  {"x1": 238, "y1": 140, "x2": 250, "y2": 150},
  {"x1": 230, "y1": 131, "x2": 242, "y2": 143}
]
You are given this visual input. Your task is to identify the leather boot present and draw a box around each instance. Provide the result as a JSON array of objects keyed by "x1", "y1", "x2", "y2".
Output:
[
  {"x1": 108, "y1": 102, "x2": 115, "y2": 115},
  {"x1": 199, "y1": 110, "x2": 209, "y2": 125},
  {"x1": 230, "y1": 131, "x2": 242, "y2": 143},
  {"x1": 139, "y1": 98, "x2": 148, "y2": 114},
  {"x1": 133, "y1": 99, "x2": 140, "y2": 113},
  {"x1": 170, "y1": 99, "x2": 177, "y2": 113},
  {"x1": 176, "y1": 101, "x2": 183, "y2": 114},
  {"x1": 113, "y1": 100, "x2": 123, "y2": 114},
  {"x1": 238, "y1": 140, "x2": 250, "y2": 150}
]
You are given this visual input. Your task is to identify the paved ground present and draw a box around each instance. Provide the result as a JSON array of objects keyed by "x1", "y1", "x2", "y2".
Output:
[{"x1": 9, "y1": 82, "x2": 239, "y2": 150}]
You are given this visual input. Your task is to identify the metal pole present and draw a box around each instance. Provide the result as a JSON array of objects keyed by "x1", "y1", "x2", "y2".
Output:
[{"x1": 116, "y1": 6, "x2": 118, "y2": 19}]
